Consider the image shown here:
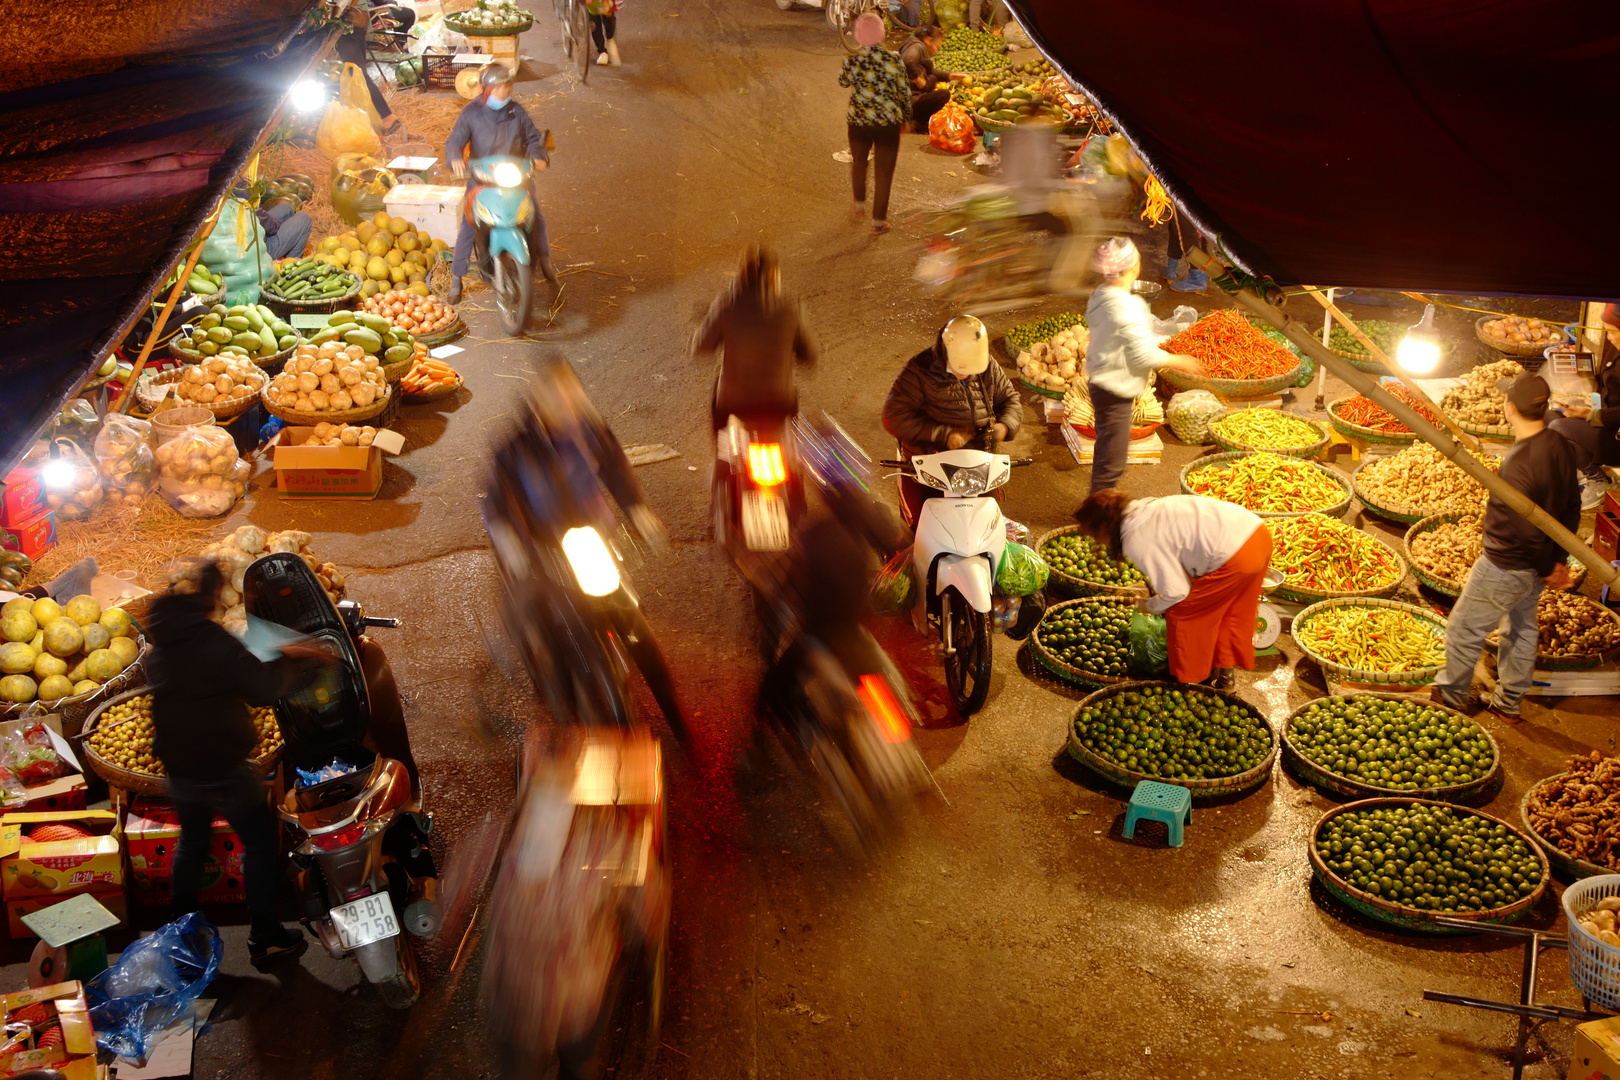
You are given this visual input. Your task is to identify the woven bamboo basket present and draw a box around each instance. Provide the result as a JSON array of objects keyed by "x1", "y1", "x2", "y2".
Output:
[
  {"x1": 133, "y1": 369, "x2": 186, "y2": 413},
  {"x1": 1034, "y1": 525, "x2": 1145, "y2": 599},
  {"x1": 1178, "y1": 451, "x2": 1354, "y2": 520},
  {"x1": 1029, "y1": 597, "x2": 1136, "y2": 688},
  {"x1": 1404, "y1": 512, "x2": 1586, "y2": 600},
  {"x1": 1475, "y1": 315, "x2": 1569, "y2": 357},
  {"x1": 1485, "y1": 592, "x2": 1620, "y2": 671},
  {"x1": 1457, "y1": 417, "x2": 1515, "y2": 442},
  {"x1": 1331, "y1": 346, "x2": 1389, "y2": 373},
  {"x1": 79, "y1": 686, "x2": 284, "y2": 795},
  {"x1": 402, "y1": 371, "x2": 465, "y2": 403},
  {"x1": 1018, "y1": 375, "x2": 1068, "y2": 400},
  {"x1": 171, "y1": 339, "x2": 298, "y2": 374},
  {"x1": 1158, "y1": 359, "x2": 1305, "y2": 399},
  {"x1": 445, "y1": 14, "x2": 534, "y2": 35},
  {"x1": 1325, "y1": 398, "x2": 1418, "y2": 445},
  {"x1": 1267, "y1": 518, "x2": 1407, "y2": 605},
  {"x1": 1308, "y1": 797, "x2": 1549, "y2": 934},
  {"x1": 1280, "y1": 693, "x2": 1500, "y2": 802},
  {"x1": 1065, "y1": 680, "x2": 1278, "y2": 799},
  {"x1": 259, "y1": 380, "x2": 392, "y2": 425},
  {"x1": 261, "y1": 274, "x2": 362, "y2": 318},
  {"x1": 413, "y1": 318, "x2": 466, "y2": 347},
  {"x1": 1290, "y1": 597, "x2": 1448, "y2": 686},
  {"x1": 1519, "y1": 774, "x2": 1612, "y2": 882},
  {"x1": 1349, "y1": 457, "x2": 1482, "y2": 526},
  {"x1": 381, "y1": 351, "x2": 421, "y2": 384},
  {"x1": 0, "y1": 629, "x2": 150, "y2": 738},
  {"x1": 151, "y1": 367, "x2": 262, "y2": 419},
  {"x1": 1207, "y1": 409, "x2": 1330, "y2": 459}
]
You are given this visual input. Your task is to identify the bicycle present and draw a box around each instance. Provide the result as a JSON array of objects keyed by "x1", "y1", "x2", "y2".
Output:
[
  {"x1": 826, "y1": 0, "x2": 882, "y2": 53},
  {"x1": 555, "y1": 0, "x2": 594, "y2": 81}
]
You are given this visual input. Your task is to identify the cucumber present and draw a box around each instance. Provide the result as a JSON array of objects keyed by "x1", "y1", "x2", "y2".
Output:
[
  {"x1": 258, "y1": 328, "x2": 278, "y2": 354},
  {"x1": 356, "y1": 313, "x2": 391, "y2": 334}
]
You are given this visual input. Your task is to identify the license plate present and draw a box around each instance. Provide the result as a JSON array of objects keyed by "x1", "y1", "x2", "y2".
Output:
[
  {"x1": 329, "y1": 892, "x2": 401, "y2": 951},
  {"x1": 740, "y1": 491, "x2": 789, "y2": 551}
]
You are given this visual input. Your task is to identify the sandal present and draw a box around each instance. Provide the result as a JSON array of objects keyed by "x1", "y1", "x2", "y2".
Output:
[{"x1": 871, "y1": 221, "x2": 890, "y2": 235}]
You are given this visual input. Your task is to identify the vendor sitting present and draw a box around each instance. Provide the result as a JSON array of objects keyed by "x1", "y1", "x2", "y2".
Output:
[{"x1": 899, "y1": 25, "x2": 953, "y2": 133}]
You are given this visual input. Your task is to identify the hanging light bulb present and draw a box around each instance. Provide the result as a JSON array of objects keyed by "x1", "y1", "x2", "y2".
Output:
[
  {"x1": 1397, "y1": 304, "x2": 1443, "y2": 374},
  {"x1": 289, "y1": 79, "x2": 327, "y2": 114}
]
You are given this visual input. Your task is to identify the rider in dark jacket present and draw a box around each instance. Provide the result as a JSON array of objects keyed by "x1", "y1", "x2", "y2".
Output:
[{"x1": 692, "y1": 245, "x2": 819, "y2": 432}]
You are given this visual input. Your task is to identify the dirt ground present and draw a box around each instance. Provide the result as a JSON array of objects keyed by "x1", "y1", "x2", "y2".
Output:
[{"x1": 14, "y1": 2, "x2": 1618, "y2": 1077}]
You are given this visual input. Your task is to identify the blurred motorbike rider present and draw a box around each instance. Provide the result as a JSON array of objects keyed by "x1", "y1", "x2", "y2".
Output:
[
  {"x1": 445, "y1": 63, "x2": 556, "y2": 305},
  {"x1": 882, "y1": 314, "x2": 1024, "y2": 527}
]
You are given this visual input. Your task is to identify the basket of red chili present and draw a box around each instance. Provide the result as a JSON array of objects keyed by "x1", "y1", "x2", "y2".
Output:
[
  {"x1": 1156, "y1": 309, "x2": 1304, "y2": 398},
  {"x1": 1326, "y1": 380, "x2": 1444, "y2": 445},
  {"x1": 1265, "y1": 513, "x2": 1407, "y2": 604}
]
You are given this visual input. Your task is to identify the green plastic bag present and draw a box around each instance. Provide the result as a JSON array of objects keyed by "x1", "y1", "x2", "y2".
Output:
[
  {"x1": 996, "y1": 541, "x2": 1049, "y2": 597},
  {"x1": 1129, "y1": 611, "x2": 1169, "y2": 678},
  {"x1": 871, "y1": 547, "x2": 916, "y2": 617}
]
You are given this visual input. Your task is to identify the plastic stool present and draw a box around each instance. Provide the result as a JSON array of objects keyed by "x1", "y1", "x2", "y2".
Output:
[{"x1": 1123, "y1": 780, "x2": 1192, "y2": 847}]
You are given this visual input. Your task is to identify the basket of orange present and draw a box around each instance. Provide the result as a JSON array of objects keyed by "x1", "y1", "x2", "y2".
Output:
[{"x1": 400, "y1": 358, "x2": 463, "y2": 402}]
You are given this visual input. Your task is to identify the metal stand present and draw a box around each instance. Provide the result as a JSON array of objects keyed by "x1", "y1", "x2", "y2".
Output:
[{"x1": 1422, "y1": 918, "x2": 1610, "y2": 1080}]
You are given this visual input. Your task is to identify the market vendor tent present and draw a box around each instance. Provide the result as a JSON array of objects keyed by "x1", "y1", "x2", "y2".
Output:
[
  {"x1": 0, "y1": 0, "x2": 322, "y2": 477},
  {"x1": 1004, "y1": 0, "x2": 1620, "y2": 301}
]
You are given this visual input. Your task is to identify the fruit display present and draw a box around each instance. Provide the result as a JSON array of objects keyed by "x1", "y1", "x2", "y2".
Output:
[
  {"x1": 1012, "y1": 56, "x2": 1055, "y2": 79},
  {"x1": 446, "y1": 0, "x2": 533, "y2": 32},
  {"x1": 941, "y1": 27, "x2": 1002, "y2": 52},
  {"x1": 170, "y1": 355, "x2": 268, "y2": 408},
  {"x1": 1287, "y1": 695, "x2": 1494, "y2": 792},
  {"x1": 1356, "y1": 444, "x2": 1499, "y2": 516},
  {"x1": 0, "y1": 552, "x2": 30, "y2": 592},
  {"x1": 1072, "y1": 684, "x2": 1271, "y2": 782},
  {"x1": 1314, "y1": 803, "x2": 1542, "y2": 912},
  {"x1": 315, "y1": 212, "x2": 448, "y2": 301},
  {"x1": 360, "y1": 292, "x2": 457, "y2": 336},
  {"x1": 1036, "y1": 600, "x2": 1132, "y2": 677},
  {"x1": 1268, "y1": 514, "x2": 1404, "y2": 595},
  {"x1": 260, "y1": 259, "x2": 359, "y2": 305},
  {"x1": 1016, "y1": 322, "x2": 1088, "y2": 392},
  {"x1": 179, "y1": 525, "x2": 345, "y2": 636},
  {"x1": 300, "y1": 423, "x2": 380, "y2": 448},
  {"x1": 1534, "y1": 591, "x2": 1620, "y2": 660},
  {"x1": 310, "y1": 309, "x2": 421, "y2": 366},
  {"x1": 401, "y1": 359, "x2": 461, "y2": 396},
  {"x1": 1526, "y1": 752, "x2": 1620, "y2": 871},
  {"x1": 1293, "y1": 604, "x2": 1447, "y2": 674},
  {"x1": 1331, "y1": 382, "x2": 1443, "y2": 433},
  {"x1": 964, "y1": 80, "x2": 1068, "y2": 127},
  {"x1": 1006, "y1": 312, "x2": 1084, "y2": 353},
  {"x1": 1208, "y1": 409, "x2": 1323, "y2": 452},
  {"x1": 1575, "y1": 900, "x2": 1620, "y2": 947},
  {"x1": 87, "y1": 692, "x2": 282, "y2": 778},
  {"x1": 1039, "y1": 534, "x2": 1145, "y2": 587},
  {"x1": 1183, "y1": 453, "x2": 1348, "y2": 515},
  {"x1": 1160, "y1": 309, "x2": 1299, "y2": 380},
  {"x1": 1440, "y1": 359, "x2": 1524, "y2": 426},
  {"x1": 155, "y1": 424, "x2": 251, "y2": 517},
  {"x1": 173, "y1": 303, "x2": 299, "y2": 362},
  {"x1": 1481, "y1": 315, "x2": 1563, "y2": 347},
  {"x1": 1062, "y1": 383, "x2": 1161, "y2": 430},
  {"x1": 1328, "y1": 319, "x2": 1407, "y2": 357},
  {"x1": 1408, "y1": 516, "x2": 1482, "y2": 584},
  {"x1": 266, "y1": 341, "x2": 389, "y2": 413},
  {"x1": 0, "y1": 595, "x2": 140, "y2": 706},
  {"x1": 932, "y1": 29, "x2": 1008, "y2": 75},
  {"x1": 157, "y1": 260, "x2": 223, "y2": 300}
]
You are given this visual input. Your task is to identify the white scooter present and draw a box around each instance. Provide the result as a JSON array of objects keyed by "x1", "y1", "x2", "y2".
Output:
[{"x1": 881, "y1": 447, "x2": 1032, "y2": 715}]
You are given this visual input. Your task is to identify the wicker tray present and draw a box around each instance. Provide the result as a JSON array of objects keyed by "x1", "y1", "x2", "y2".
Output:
[
  {"x1": 79, "y1": 686, "x2": 283, "y2": 795},
  {"x1": 1475, "y1": 315, "x2": 1570, "y2": 357},
  {"x1": 1486, "y1": 592, "x2": 1620, "y2": 671},
  {"x1": 1029, "y1": 597, "x2": 1137, "y2": 688},
  {"x1": 259, "y1": 380, "x2": 392, "y2": 425},
  {"x1": 445, "y1": 15, "x2": 533, "y2": 35},
  {"x1": 1290, "y1": 597, "x2": 1448, "y2": 686},
  {"x1": 261, "y1": 274, "x2": 362, "y2": 318},
  {"x1": 1269, "y1": 523, "x2": 1407, "y2": 605},
  {"x1": 1178, "y1": 451, "x2": 1354, "y2": 520},
  {"x1": 1207, "y1": 409, "x2": 1330, "y2": 459},
  {"x1": 1064, "y1": 680, "x2": 1278, "y2": 799},
  {"x1": 1325, "y1": 398, "x2": 1418, "y2": 445},
  {"x1": 133, "y1": 368, "x2": 186, "y2": 414},
  {"x1": 1157, "y1": 358, "x2": 1305, "y2": 399},
  {"x1": 0, "y1": 629, "x2": 150, "y2": 738},
  {"x1": 1519, "y1": 774, "x2": 1612, "y2": 882},
  {"x1": 1350, "y1": 457, "x2": 1468, "y2": 526},
  {"x1": 1458, "y1": 418, "x2": 1515, "y2": 442},
  {"x1": 1308, "y1": 797, "x2": 1550, "y2": 934},
  {"x1": 1331, "y1": 346, "x2": 1389, "y2": 373},
  {"x1": 171, "y1": 338, "x2": 298, "y2": 374},
  {"x1": 1018, "y1": 376, "x2": 1068, "y2": 400},
  {"x1": 1402, "y1": 511, "x2": 1586, "y2": 601},
  {"x1": 1035, "y1": 525, "x2": 1144, "y2": 599},
  {"x1": 1281, "y1": 692, "x2": 1500, "y2": 802},
  {"x1": 402, "y1": 371, "x2": 465, "y2": 403},
  {"x1": 413, "y1": 318, "x2": 466, "y2": 347}
]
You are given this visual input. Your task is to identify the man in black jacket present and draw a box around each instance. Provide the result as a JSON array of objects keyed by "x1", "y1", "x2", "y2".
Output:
[{"x1": 147, "y1": 564, "x2": 326, "y2": 961}]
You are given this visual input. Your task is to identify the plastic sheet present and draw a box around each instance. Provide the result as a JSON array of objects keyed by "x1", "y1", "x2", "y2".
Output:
[
  {"x1": 1166, "y1": 389, "x2": 1224, "y2": 445},
  {"x1": 316, "y1": 102, "x2": 380, "y2": 159},
  {"x1": 870, "y1": 546, "x2": 916, "y2": 617},
  {"x1": 928, "y1": 104, "x2": 977, "y2": 155},
  {"x1": 87, "y1": 913, "x2": 222, "y2": 1065},
  {"x1": 155, "y1": 425, "x2": 248, "y2": 518}
]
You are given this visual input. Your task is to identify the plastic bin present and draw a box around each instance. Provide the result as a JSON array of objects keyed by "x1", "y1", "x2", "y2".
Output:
[{"x1": 1563, "y1": 874, "x2": 1620, "y2": 1010}]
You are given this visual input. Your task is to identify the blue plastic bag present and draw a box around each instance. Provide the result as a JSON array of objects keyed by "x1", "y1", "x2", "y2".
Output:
[{"x1": 87, "y1": 913, "x2": 222, "y2": 1064}]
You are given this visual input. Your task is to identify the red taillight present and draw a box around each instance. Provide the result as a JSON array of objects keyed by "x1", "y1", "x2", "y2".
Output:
[
  {"x1": 747, "y1": 443, "x2": 786, "y2": 487},
  {"x1": 309, "y1": 822, "x2": 367, "y2": 851},
  {"x1": 857, "y1": 675, "x2": 911, "y2": 743}
]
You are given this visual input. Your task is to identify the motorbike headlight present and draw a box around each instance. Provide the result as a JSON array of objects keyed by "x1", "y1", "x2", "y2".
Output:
[
  {"x1": 493, "y1": 161, "x2": 523, "y2": 188},
  {"x1": 473, "y1": 199, "x2": 498, "y2": 225},
  {"x1": 562, "y1": 526, "x2": 620, "y2": 597},
  {"x1": 946, "y1": 463, "x2": 990, "y2": 497}
]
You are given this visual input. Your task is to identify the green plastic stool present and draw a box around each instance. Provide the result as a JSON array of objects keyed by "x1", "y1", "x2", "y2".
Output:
[{"x1": 1123, "y1": 780, "x2": 1192, "y2": 847}]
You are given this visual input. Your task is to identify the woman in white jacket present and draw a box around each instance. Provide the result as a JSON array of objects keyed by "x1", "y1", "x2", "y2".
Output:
[{"x1": 1073, "y1": 489, "x2": 1271, "y2": 688}]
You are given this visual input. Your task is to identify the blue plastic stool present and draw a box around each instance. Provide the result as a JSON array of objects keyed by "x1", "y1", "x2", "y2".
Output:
[{"x1": 1123, "y1": 780, "x2": 1192, "y2": 847}]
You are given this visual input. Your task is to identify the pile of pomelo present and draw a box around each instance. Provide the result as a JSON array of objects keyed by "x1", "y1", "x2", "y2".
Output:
[
  {"x1": 0, "y1": 596, "x2": 139, "y2": 705},
  {"x1": 314, "y1": 213, "x2": 450, "y2": 301}
]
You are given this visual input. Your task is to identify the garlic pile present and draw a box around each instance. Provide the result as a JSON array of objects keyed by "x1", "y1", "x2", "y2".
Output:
[
  {"x1": 266, "y1": 343, "x2": 387, "y2": 413},
  {"x1": 1578, "y1": 898, "x2": 1620, "y2": 947},
  {"x1": 1017, "y1": 324, "x2": 1089, "y2": 393},
  {"x1": 1063, "y1": 382, "x2": 1162, "y2": 429},
  {"x1": 173, "y1": 356, "x2": 266, "y2": 407},
  {"x1": 302, "y1": 423, "x2": 378, "y2": 448}
]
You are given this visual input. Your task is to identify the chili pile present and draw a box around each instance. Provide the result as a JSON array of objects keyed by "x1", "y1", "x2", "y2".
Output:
[
  {"x1": 1185, "y1": 453, "x2": 1346, "y2": 514},
  {"x1": 1268, "y1": 514, "x2": 1403, "y2": 594},
  {"x1": 1294, "y1": 606, "x2": 1447, "y2": 673},
  {"x1": 1160, "y1": 309, "x2": 1299, "y2": 380},
  {"x1": 1334, "y1": 382, "x2": 1443, "y2": 433},
  {"x1": 1209, "y1": 410, "x2": 1322, "y2": 451}
]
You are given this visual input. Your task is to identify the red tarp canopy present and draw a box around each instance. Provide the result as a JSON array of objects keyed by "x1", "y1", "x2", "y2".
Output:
[{"x1": 1005, "y1": 0, "x2": 1620, "y2": 300}]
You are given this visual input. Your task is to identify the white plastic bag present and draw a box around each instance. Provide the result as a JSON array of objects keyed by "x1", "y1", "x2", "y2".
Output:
[
  {"x1": 1166, "y1": 390, "x2": 1225, "y2": 445},
  {"x1": 155, "y1": 426, "x2": 248, "y2": 518},
  {"x1": 1150, "y1": 304, "x2": 1199, "y2": 342}
]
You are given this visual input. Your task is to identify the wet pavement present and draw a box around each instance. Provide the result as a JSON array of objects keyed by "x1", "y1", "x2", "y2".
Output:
[{"x1": 10, "y1": 2, "x2": 1614, "y2": 1077}]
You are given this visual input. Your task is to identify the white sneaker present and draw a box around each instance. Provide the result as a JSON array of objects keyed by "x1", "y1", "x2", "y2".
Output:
[
  {"x1": 596, "y1": 52, "x2": 609, "y2": 65},
  {"x1": 1582, "y1": 479, "x2": 1616, "y2": 511}
]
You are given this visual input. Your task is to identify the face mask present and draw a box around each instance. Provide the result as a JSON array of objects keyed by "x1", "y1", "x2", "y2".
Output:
[{"x1": 486, "y1": 92, "x2": 510, "y2": 110}]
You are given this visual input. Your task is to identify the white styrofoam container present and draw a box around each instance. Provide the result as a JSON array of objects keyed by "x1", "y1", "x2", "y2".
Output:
[{"x1": 384, "y1": 184, "x2": 464, "y2": 248}]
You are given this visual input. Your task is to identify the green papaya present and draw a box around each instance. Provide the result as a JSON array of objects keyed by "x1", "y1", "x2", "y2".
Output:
[
  {"x1": 197, "y1": 314, "x2": 221, "y2": 331},
  {"x1": 328, "y1": 311, "x2": 357, "y2": 326},
  {"x1": 271, "y1": 320, "x2": 293, "y2": 336},
  {"x1": 277, "y1": 334, "x2": 298, "y2": 350},
  {"x1": 222, "y1": 316, "x2": 250, "y2": 332},
  {"x1": 221, "y1": 345, "x2": 250, "y2": 356},
  {"x1": 343, "y1": 328, "x2": 383, "y2": 353},
  {"x1": 381, "y1": 332, "x2": 398, "y2": 349},
  {"x1": 383, "y1": 344, "x2": 413, "y2": 364},
  {"x1": 356, "y1": 313, "x2": 392, "y2": 334},
  {"x1": 256, "y1": 305, "x2": 277, "y2": 326},
  {"x1": 310, "y1": 327, "x2": 342, "y2": 345},
  {"x1": 206, "y1": 326, "x2": 234, "y2": 345},
  {"x1": 197, "y1": 340, "x2": 220, "y2": 356},
  {"x1": 232, "y1": 332, "x2": 263, "y2": 351},
  {"x1": 244, "y1": 309, "x2": 264, "y2": 332},
  {"x1": 210, "y1": 304, "x2": 228, "y2": 316},
  {"x1": 258, "y1": 328, "x2": 278, "y2": 354}
]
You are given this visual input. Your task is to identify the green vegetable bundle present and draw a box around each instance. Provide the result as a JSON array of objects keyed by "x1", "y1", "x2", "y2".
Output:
[
  {"x1": 1073, "y1": 684, "x2": 1270, "y2": 780},
  {"x1": 1289, "y1": 695, "x2": 1493, "y2": 791},
  {"x1": 174, "y1": 303, "x2": 298, "y2": 360},
  {"x1": 1007, "y1": 312, "x2": 1084, "y2": 352},
  {"x1": 263, "y1": 259, "x2": 359, "y2": 303}
]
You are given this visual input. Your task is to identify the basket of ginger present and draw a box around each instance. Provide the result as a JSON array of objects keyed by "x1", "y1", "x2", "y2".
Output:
[{"x1": 400, "y1": 358, "x2": 463, "y2": 402}]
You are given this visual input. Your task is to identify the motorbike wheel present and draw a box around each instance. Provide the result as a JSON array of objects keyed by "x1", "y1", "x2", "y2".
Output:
[
  {"x1": 941, "y1": 587, "x2": 992, "y2": 716},
  {"x1": 808, "y1": 730, "x2": 879, "y2": 851},
  {"x1": 371, "y1": 936, "x2": 422, "y2": 1010},
  {"x1": 571, "y1": 1, "x2": 593, "y2": 80},
  {"x1": 492, "y1": 250, "x2": 532, "y2": 336}
]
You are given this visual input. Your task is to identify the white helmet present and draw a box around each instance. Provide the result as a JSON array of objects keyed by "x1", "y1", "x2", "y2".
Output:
[{"x1": 942, "y1": 315, "x2": 989, "y2": 377}]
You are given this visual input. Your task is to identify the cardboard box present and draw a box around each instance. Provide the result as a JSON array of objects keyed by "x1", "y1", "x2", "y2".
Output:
[
  {"x1": 0, "y1": 510, "x2": 55, "y2": 561},
  {"x1": 5, "y1": 890, "x2": 126, "y2": 940},
  {"x1": 125, "y1": 799, "x2": 247, "y2": 906},
  {"x1": 0, "y1": 469, "x2": 45, "y2": 528},
  {"x1": 1569, "y1": 1015, "x2": 1620, "y2": 1080},
  {"x1": 19, "y1": 775, "x2": 87, "y2": 814},
  {"x1": 0, "y1": 809, "x2": 121, "y2": 901},
  {"x1": 0, "y1": 980, "x2": 98, "y2": 1077},
  {"x1": 1594, "y1": 510, "x2": 1619, "y2": 563},
  {"x1": 384, "y1": 183, "x2": 464, "y2": 247},
  {"x1": 272, "y1": 427, "x2": 405, "y2": 500}
]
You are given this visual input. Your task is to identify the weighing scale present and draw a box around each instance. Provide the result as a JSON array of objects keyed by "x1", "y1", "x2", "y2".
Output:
[
  {"x1": 1254, "y1": 567, "x2": 1285, "y2": 655},
  {"x1": 21, "y1": 894, "x2": 121, "y2": 987}
]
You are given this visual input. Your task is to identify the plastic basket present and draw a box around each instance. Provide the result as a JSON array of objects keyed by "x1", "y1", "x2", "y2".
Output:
[
  {"x1": 1207, "y1": 410, "x2": 1330, "y2": 460},
  {"x1": 1029, "y1": 597, "x2": 1136, "y2": 688},
  {"x1": 1563, "y1": 875, "x2": 1620, "y2": 1009},
  {"x1": 1178, "y1": 451, "x2": 1354, "y2": 520},
  {"x1": 1290, "y1": 597, "x2": 1448, "y2": 686},
  {"x1": 1034, "y1": 525, "x2": 1143, "y2": 599},
  {"x1": 1519, "y1": 774, "x2": 1612, "y2": 883}
]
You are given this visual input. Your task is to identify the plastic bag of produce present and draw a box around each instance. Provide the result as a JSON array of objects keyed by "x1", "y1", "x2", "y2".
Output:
[
  {"x1": 1129, "y1": 611, "x2": 1169, "y2": 678},
  {"x1": 155, "y1": 425, "x2": 249, "y2": 519},
  {"x1": 43, "y1": 439, "x2": 104, "y2": 522},
  {"x1": 53, "y1": 399, "x2": 100, "y2": 449},
  {"x1": 331, "y1": 165, "x2": 398, "y2": 226},
  {"x1": 995, "y1": 541, "x2": 1049, "y2": 597},
  {"x1": 928, "y1": 104, "x2": 977, "y2": 155},
  {"x1": 316, "y1": 101, "x2": 380, "y2": 159},
  {"x1": 199, "y1": 198, "x2": 275, "y2": 305},
  {"x1": 871, "y1": 546, "x2": 916, "y2": 617},
  {"x1": 88, "y1": 913, "x2": 221, "y2": 1065},
  {"x1": 1149, "y1": 304, "x2": 1198, "y2": 341},
  {"x1": 1166, "y1": 389, "x2": 1224, "y2": 445},
  {"x1": 94, "y1": 414, "x2": 157, "y2": 504},
  {"x1": 339, "y1": 62, "x2": 384, "y2": 131}
]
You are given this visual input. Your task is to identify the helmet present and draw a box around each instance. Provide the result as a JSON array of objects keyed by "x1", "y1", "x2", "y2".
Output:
[
  {"x1": 479, "y1": 63, "x2": 516, "y2": 91},
  {"x1": 942, "y1": 315, "x2": 989, "y2": 376}
]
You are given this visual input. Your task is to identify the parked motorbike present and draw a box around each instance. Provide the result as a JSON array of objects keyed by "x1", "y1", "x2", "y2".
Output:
[
  {"x1": 241, "y1": 553, "x2": 437, "y2": 1009},
  {"x1": 880, "y1": 442, "x2": 1032, "y2": 715},
  {"x1": 466, "y1": 152, "x2": 549, "y2": 335}
]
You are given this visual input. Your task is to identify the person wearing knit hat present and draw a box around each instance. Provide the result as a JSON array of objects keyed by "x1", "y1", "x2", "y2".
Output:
[
  {"x1": 1548, "y1": 302, "x2": 1620, "y2": 510},
  {"x1": 1082, "y1": 238, "x2": 1203, "y2": 494},
  {"x1": 838, "y1": 13, "x2": 912, "y2": 234}
]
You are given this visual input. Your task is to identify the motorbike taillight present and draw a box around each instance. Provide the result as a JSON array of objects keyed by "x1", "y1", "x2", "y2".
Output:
[
  {"x1": 856, "y1": 675, "x2": 910, "y2": 743},
  {"x1": 747, "y1": 443, "x2": 786, "y2": 488},
  {"x1": 309, "y1": 822, "x2": 368, "y2": 851}
]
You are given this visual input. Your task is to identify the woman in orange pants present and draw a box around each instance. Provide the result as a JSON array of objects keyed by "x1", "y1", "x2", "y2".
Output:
[{"x1": 1073, "y1": 490, "x2": 1271, "y2": 688}]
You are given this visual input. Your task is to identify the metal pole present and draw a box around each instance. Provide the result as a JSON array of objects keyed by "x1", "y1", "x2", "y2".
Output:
[{"x1": 1186, "y1": 247, "x2": 1619, "y2": 587}]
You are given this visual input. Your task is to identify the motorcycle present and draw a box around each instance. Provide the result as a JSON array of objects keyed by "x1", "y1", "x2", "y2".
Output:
[
  {"x1": 713, "y1": 413, "x2": 803, "y2": 563},
  {"x1": 241, "y1": 553, "x2": 437, "y2": 1009},
  {"x1": 880, "y1": 443, "x2": 1032, "y2": 715},
  {"x1": 466, "y1": 153, "x2": 548, "y2": 335}
]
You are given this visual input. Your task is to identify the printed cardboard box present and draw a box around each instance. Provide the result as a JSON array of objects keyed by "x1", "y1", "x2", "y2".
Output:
[
  {"x1": 126, "y1": 799, "x2": 247, "y2": 905},
  {"x1": 0, "y1": 979, "x2": 97, "y2": 1077},
  {"x1": 0, "y1": 719, "x2": 86, "y2": 814},
  {"x1": 0, "y1": 469, "x2": 45, "y2": 528},
  {"x1": 0, "y1": 809, "x2": 121, "y2": 901},
  {"x1": 1570, "y1": 1015, "x2": 1620, "y2": 1080},
  {"x1": 0, "y1": 510, "x2": 56, "y2": 561},
  {"x1": 272, "y1": 427, "x2": 405, "y2": 500}
]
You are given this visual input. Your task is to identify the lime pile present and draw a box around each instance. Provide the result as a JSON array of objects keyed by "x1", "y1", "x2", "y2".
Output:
[
  {"x1": 1073, "y1": 684, "x2": 1270, "y2": 781},
  {"x1": 1289, "y1": 696, "x2": 1493, "y2": 790},
  {"x1": 1007, "y1": 312, "x2": 1084, "y2": 352},
  {"x1": 1041, "y1": 534, "x2": 1144, "y2": 586},
  {"x1": 1315, "y1": 804, "x2": 1541, "y2": 912},
  {"x1": 1036, "y1": 601, "x2": 1131, "y2": 676}
]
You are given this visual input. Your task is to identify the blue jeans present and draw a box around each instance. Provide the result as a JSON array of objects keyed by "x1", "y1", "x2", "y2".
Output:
[
  {"x1": 1434, "y1": 555, "x2": 1543, "y2": 714},
  {"x1": 265, "y1": 204, "x2": 312, "y2": 261}
]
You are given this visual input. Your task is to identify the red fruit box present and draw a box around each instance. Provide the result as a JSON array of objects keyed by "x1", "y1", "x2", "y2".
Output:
[{"x1": 125, "y1": 798, "x2": 247, "y2": 906}]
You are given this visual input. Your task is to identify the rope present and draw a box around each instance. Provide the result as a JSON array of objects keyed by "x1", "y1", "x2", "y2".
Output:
[{"x1": 1140, "y1": 175, "x2": 1173, "y2": 227}]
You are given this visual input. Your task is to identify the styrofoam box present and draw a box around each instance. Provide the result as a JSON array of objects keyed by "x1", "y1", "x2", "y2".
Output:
[{"x1": 384, "y1": 184, "x2": 464, "y2": 248}]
